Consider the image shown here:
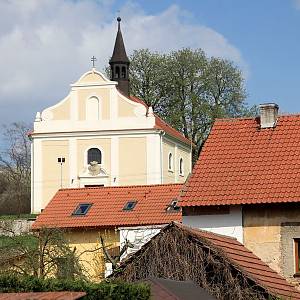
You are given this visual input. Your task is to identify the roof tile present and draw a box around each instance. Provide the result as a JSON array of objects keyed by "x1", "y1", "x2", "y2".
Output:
[
  {"x1": 32, "y1": 184, "x2": 182, "y2": 229},
  {"x1": 180, "y1": 115, "x2": 300, "y2": 206}
]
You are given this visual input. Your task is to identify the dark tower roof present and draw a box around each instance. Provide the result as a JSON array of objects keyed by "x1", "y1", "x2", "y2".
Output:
[{"x1": 110, "y1": 17, "x2": 129, "y2": 64}]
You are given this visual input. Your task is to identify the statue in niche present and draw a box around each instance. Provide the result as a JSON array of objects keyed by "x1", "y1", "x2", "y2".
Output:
[{"x1": 88, "y1": 161, "x2": 101, "y2": 176}]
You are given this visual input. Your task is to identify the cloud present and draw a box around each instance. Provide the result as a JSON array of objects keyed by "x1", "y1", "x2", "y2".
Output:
[{"x1": 0, "y1": 0, "x2": 246, "y2": 127}]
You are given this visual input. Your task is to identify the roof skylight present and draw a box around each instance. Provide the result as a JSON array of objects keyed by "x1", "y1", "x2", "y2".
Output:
[
  {"x1": 123, "y1": 201, "x2": 137, "y2": 211},
  {"x1": 72, "y1": 203, "x2": 92, "y2": 216}
]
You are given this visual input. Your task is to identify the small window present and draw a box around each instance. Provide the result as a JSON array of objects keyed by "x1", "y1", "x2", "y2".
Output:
[
  {"x1": 72, "y1": 203, "x2": 92, "y2": 216},
  {"x1": 115, "y1": 66, "x2": 120, "y2": 78},
  {"x1": 168, "y1": 153, "x2": 173, "y2": 171},
  {"x1": 123, "y1": 201, "x2": 137, "y2": 211},
  {"x1": 87, "y1": 148, "x2": 102, "y2": 164},
  {"x1": 295, "y1": 239, "x2": 300, "y2": 274},
  {"x1": 179, "y1": 158, "x2": 184, "y2": 176},
  {"x1": 121, "y1": 66, "x2": 126, "y2": 78}
]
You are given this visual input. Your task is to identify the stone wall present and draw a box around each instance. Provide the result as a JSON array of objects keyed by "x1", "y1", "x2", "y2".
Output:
[
  {"x1": 280, "y1": 222, "x2": 300, "y2": 286},
  {"x1": 243, "y1": 203, "x2": 300, "y2": 287},
  {"x1": 0, "y1": 219, "x2": 34, "y2": 236}
]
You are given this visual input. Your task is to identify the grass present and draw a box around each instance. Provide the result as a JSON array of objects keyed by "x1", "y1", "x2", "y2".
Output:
[
  {"x1": 0, "y1": 214, "x2": 38, "y2": 221},
  {"x1": 0, "y1": 234, "x2": 38, "y2": 250}
]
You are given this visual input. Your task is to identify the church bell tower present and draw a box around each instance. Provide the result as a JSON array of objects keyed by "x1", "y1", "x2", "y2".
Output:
[{"x1": 109, "y1": 17, "x2": 130, "y2": 97}]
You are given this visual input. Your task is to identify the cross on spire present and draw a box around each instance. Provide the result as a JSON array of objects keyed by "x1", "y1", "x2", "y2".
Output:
[{"x1": 91, "y1": 56, "x2": 97, "y2": 68}]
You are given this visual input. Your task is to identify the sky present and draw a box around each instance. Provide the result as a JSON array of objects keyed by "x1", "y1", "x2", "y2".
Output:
[{"x1": 1, "y1": 0, "x2": 300, "y2": 145}]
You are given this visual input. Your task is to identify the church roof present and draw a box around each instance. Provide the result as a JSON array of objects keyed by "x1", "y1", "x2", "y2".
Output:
[
  {"x1": 32, "y1": 184, "x2": 182, "y2": 230},
  {"x1": 109, "y1": 17, "x2": 129, "y2": 64},
  {"x1": 129, "y1": 95, "x2": 192, "y2": 145},
  {"x1": 180, "y1": 114, "x2": 300, "y2": 207}
]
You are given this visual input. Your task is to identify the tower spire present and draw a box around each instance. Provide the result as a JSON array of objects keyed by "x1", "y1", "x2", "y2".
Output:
[{"x1": 109, "y1": 17, "x2": 130, "y2": 96}]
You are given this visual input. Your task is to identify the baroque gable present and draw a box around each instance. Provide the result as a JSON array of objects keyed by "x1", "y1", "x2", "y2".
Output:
[{"x1": 33, "y1": 69, "x2": 152, "y2": 135}]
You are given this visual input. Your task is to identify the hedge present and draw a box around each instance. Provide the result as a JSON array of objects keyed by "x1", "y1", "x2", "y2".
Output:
[{"x1": 0, "y1": 274, "x2": 150, "y2": 300}]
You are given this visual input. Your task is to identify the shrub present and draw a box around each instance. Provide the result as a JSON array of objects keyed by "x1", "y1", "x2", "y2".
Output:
[{"x1": 0, "y1": 274, "x2": 150, "y2": 300}]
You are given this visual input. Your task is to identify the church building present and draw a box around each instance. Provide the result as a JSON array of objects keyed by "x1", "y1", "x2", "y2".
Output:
[{"x1": 30, "y1": 18, "x2": 192, "y2": 213}]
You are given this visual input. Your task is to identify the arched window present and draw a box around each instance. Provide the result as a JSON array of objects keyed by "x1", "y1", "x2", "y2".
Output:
[
  {"x1": 87, "y1": 148, "x2": 102, "y2": 164},
  {"x1": 179, "y1": 158, "x2": 184, "y2": 175},
  {"x1": 115, "y1": 66, "x2": 120, "y2": 78},
  {"x1": 168, "y1": 153, "x2": 173, "y2": 171},
  {"x1": 121, "y1": 66, "x2": 126, "y2": 78},
  {"x1": 86, "y1": 97, "x2": 100, "y2": 120}
]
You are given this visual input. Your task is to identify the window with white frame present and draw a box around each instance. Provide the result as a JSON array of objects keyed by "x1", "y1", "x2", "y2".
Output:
[
  {"x1": 87, "y1": 148, "x2": 102, "y2": 164},
  {"x1": 168, "y1": 153, "x2": 173, "y2": 171},
  {"x1": 179, "y1": 158, "x2": 184, "y2": 176}
]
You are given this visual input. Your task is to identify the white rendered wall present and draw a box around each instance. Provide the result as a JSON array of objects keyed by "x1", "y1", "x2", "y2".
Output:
[
  {"x1": 119, "y1": 225, "x2": 164, "y2": 260},
  {"x1": 182, "y1": 206, "x2": 243, "y2": 242}
]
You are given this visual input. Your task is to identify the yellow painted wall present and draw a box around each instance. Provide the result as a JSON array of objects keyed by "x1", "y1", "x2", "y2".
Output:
[
  {"x1": 51, "y1": 97, "x2": 71, "y2": 120},
  {"x1": 41, "y1": 140, "x2": 69, "y2": 208},
  {"x1": 78, "y1": 72, "x2": 107, "y2": 84},
  {"x1": 119, "y1": 137, "x2": 147, "y2": 185},
  {"x1": 77, "y1": 138, "x2": 111, "y2": 176},
  {"x1": 66, "y1": 228, "x2": 119, "y2": 281},
  {"x1": 77, "y1": 89, "x2": 110, "y2": 121},
  {"x1": 177, "y1": 145, "x2": 191, "y2": 183},
  {"x1": 118, "y1": 95, "x2": 136, "y2": 117},
  {"x1": 162, "y1": 140, "x2": 175, "y2": 184},
  {"x1": 244, "y1": 204, "x2": 300, "y2": 276}
]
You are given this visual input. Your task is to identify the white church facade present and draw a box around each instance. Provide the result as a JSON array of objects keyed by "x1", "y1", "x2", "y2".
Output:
[{"x1": 30, "y1": 18, "x2": 192, "y2": 213}]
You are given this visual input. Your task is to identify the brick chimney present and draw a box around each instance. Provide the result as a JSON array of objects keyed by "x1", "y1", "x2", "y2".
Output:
[{"x1": 259, "y1": 103, "x2": 279, "y2": 128}]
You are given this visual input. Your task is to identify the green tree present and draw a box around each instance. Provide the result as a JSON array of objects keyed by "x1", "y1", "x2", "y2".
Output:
[
  {"x1": 129, "y1": 48, "x2": 255, "y2": 159},
  {"x1": 129, "y1": 49, "x2": 167, "y2": 108}
]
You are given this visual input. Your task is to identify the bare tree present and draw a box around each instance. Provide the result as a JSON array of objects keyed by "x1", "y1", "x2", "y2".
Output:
[
  {"x1": 0, "y1": 122, "x2": 31, "y2": 214},
  {"x1": 100, "y1": 235, "x2": 133, "y2": 270},
  {"x1": 0, "y1": 225, "x2": 86, "y2": 280}
]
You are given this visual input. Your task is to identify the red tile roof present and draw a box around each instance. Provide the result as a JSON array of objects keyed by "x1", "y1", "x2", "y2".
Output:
[
  {"x1": 0, "y1": 292, "x2": 86, "y2": 300},
  {"x1": 32, "y1": 184, "x2": 182, "y2": 229},
  {"x1": 130, "y1": 95, "x2": 191, "y2": 145},
  {"x1": 178, "y1": 223, "x2": 300, "y2": 300},
  {"x1": 180, "y1": 115, "x2": 300, "y2": 206},
  {"x1": 115, "y1": 222, "x2": 300, "y2": 300}
]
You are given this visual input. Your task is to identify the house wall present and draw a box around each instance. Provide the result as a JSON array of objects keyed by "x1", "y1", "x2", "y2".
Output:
[
  {"x1": 162, "y1": 137, "x2": 191, "y2": 184},
  {"x1": 118, "y1": 137, "x2": 147, "y2": 185},
  {"x1": 182, "y1": 206, "x2": 243, "y2": 242},
  {"x1": 41, "y1": 140, "x2": 70, "y2": 208},
  {"x1": 66, "y1": 228, "x2": 119, "y2": 281},
  {"x1": 119, "y1": 225, "x2": 164, "y2": 260},
  {"x1": 243, "y1": 203, "x2": 300, "y2": 285}
]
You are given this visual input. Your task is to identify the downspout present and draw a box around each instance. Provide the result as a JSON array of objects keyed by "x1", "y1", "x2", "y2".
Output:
[{"x1": 160, "y1": 130, "x2": 165, "y2": 184}]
